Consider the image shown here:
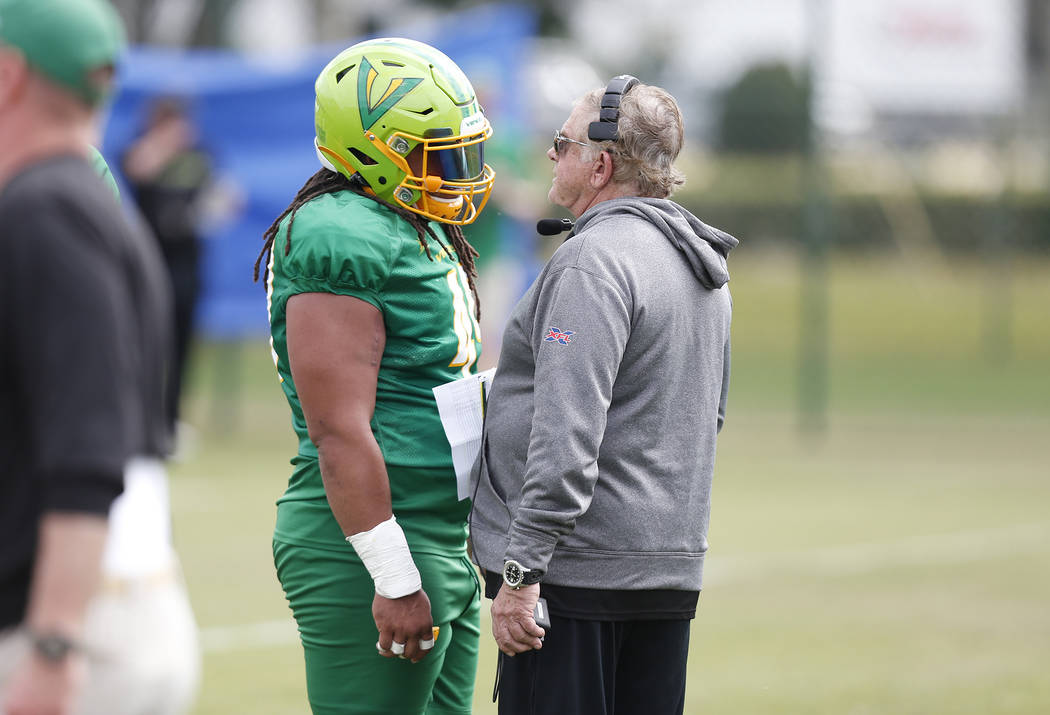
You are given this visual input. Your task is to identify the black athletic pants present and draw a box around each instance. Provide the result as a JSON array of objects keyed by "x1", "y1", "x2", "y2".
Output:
[{"x1": 495, "y1": 614, "x2": 691, "y2": 715}]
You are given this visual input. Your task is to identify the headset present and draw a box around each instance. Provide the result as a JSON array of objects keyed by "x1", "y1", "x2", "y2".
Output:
[{"x1": 588, "y1": 74, "x2": 640, "y2": 142}]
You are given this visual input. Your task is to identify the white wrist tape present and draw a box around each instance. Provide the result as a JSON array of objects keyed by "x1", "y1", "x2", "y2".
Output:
[{"x1": 346, "y1": 515, "x2": 421, "y2": 599}]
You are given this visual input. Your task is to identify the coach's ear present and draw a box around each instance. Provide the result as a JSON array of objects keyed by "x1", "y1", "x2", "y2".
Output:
[
  {"x1": 0, "y1": 48, "x2": 31, "y2": 109},
  {"x1": 588, "y1": 148, "x2": 615, "y2": 191}
]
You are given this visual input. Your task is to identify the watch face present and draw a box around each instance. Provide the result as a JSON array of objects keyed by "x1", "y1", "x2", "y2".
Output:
[
  {"x1": 503, "y1": 561, "x2": 523, "y2": 587},
  {"x1": 33, "y1": 634, "x2": 74, "y2": 662}
]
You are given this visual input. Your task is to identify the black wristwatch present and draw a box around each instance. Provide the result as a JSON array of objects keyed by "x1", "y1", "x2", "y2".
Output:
[
  {"x1": 29, "y1": 631, "x2": 78, "y2": 663},
  {"x1": 502, "y1": 559, "x2": 542, "y2": 590}
]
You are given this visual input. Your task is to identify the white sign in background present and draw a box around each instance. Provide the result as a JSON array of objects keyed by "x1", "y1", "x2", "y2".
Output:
[
  {"x1": 600, "y1": 0, "x2": 1025, "y2": 119},
  {"x1": 819, "y1": 0, "x2": 1024, "y2": 115}
]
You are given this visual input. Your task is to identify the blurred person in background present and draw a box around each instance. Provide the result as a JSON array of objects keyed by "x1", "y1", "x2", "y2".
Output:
[
  {"x1": 470, "y1": 77, "x2": 737, "y2": 715},
  {"x1": 253, "y1": 38, "x2": 494, "y2": 715},
  {"x1": 122, "y1": 96, "x2": 213, "y2": 446},
  {"x1": 0, "y1": 1, "x2": 173, "y2": 714},
  {"x1": 82, "y1": 144, "x2": 201, "y2": 715}
]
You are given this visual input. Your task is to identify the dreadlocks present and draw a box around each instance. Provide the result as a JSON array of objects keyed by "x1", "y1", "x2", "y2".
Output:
[{"x1": 253, "y1": 169, "x2": 481, "y2": 320}]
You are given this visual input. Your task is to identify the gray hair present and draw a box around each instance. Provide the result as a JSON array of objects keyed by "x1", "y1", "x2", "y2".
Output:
[{"x1": 580, "y1": 84, "x2": 686, "y2": 198}]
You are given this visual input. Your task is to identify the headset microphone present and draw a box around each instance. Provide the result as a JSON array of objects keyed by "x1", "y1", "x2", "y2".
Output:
[{"x1": 536, "y1": 218, "x2": 574, "y2": 236}]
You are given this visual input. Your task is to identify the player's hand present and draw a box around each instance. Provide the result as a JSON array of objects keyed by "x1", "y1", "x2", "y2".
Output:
[
  {"x1": 3, "y1": 650, "x2": 86, "y2": 715},
  {"x1": 373, "y1": 589, "x2": 434, "y2": 663},
  {"x1": 491, "y1": 583, "x2": 544, "y2": 656}
]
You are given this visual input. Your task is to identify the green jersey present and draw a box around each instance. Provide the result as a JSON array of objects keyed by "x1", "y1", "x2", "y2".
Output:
[
  {"x1": 267, "y1": 189, "x2": 481, "y2": 553},
  {"x1": 87, "y1": 145, "x2": 120, "y2": 199}
]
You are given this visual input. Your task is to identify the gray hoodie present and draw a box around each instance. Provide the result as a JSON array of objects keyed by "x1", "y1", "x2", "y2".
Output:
[{"x1": 470, "y1": 196, "x2": 737, "y2": 592}]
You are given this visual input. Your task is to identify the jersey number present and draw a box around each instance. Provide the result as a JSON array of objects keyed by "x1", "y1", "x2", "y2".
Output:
[{"x1": 446, "y1": 266, "x2": 480, "y2": 376}]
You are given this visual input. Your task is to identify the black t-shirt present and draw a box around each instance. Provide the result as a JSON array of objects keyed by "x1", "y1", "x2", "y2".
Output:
[
  {"x1": 0, "y1": 154, "x2": 173, "y2": 630},
  {"x1": 123, "y1": 146, "x2": 210, "y2": 248},
  {"x1": 482, "y1": 570, "x2": 699, "y2": 621}
]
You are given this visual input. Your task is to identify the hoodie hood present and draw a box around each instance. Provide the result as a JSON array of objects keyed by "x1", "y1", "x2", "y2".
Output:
[{"x1": 571, "y1": 197, "x2": 738, "y2": 289}]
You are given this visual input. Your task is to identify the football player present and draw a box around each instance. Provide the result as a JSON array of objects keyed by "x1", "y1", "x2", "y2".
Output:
[{"x1": 255, "y1": 37, "x2": 494, "y2": 715}]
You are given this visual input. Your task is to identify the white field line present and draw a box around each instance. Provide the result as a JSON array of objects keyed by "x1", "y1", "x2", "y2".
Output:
[
  {"x1": 704, "y1": 521, "x2": 1050, "y2": 586},
  {"x1": 199, "y1": 521, "x2": 1050, "y2": 653},
  {"x1": 199, "y1": 618, "x2": 298, "y2": 653}
]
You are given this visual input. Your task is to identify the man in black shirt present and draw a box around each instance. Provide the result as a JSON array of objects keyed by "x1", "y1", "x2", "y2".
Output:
[{"x1": 0, "y1": 1, "x2": 172, "y2": 713}]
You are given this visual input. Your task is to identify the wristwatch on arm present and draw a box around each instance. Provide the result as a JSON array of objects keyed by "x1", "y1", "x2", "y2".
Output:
[
  {"x1": 502, "y1": 559, "x2": 542, "y2": 590},
  {"x1": 28, "y1": 630, "x2": 79, "y2": 663}
]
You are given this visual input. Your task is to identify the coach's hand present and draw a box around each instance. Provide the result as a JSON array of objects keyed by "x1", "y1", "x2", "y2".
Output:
[
  {"x1": 492, "y1": 583, "x2": 544, "y2": 656},
  {"x1": 373, "y1": 589, "x2": 434, "y2": 663}
]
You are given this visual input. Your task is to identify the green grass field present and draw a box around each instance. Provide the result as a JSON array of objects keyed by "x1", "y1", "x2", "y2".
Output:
[{"x1": 171, "y1": 249, "x2": 1050, "y2": 714}]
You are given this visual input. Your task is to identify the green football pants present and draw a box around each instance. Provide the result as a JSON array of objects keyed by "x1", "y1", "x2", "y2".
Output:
[{"x1": 273, "y1": 540, "x2": 480, "y2": 715}]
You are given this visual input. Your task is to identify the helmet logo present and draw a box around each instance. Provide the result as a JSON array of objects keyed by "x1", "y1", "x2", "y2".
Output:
[{"x1": 358, "y1": 56, "x2": 423, "y2": 130}]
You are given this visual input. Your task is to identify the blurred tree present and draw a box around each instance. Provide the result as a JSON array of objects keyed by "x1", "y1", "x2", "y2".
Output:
[
  {"x1": 190, "y1": 0, "x2": 239, "y2": 46},
  {"x1": 1026, "y1": 0, "x2": 1048, "y2": 69},
  {"x1": 111, "y1": 0, "x2": 567, "y2": 48},
  {"x1": 1026, "y1": 0, "x2": 1050, "y2": 146},
  {"x1": 718, "y1": 62, "x2": 811, "y2": 154},
  {"x1": 417, "y1": 0, "x2": 570, "y2": 35},
  {"x1": 110, "y1": 0, "x2": 239, "y2": 46}
]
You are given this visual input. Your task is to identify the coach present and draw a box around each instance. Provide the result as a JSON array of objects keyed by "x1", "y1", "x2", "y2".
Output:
[
  {"x1": 469, "y1": 76, "x2": 738, "y2": 714},
  {"x1": 0, "y1": 1, "x2": 172, "y2": 713}
]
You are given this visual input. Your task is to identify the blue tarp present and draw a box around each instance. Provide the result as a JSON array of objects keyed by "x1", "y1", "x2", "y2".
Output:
[{"x1": 101, "y1": 3, "x2": 536, "y2": 338}]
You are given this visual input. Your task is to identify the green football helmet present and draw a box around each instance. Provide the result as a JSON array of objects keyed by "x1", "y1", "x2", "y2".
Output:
[{"x1": 314, "y1": 37, "x2": 495, "y2": 225}]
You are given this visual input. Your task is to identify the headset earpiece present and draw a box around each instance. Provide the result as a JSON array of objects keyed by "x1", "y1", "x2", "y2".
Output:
[{"x1": 588, "y1": 74, "x2": 639, "y2": 143}]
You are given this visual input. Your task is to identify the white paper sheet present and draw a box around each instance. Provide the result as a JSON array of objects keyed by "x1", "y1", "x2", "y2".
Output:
[{"x1": 433, "y1": 368, "x2": 495, "y2": 501}]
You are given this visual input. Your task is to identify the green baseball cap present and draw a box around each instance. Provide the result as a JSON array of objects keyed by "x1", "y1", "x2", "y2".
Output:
[{"x1": 0, "y1": 0, "x2": 126, "y2": 106}]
